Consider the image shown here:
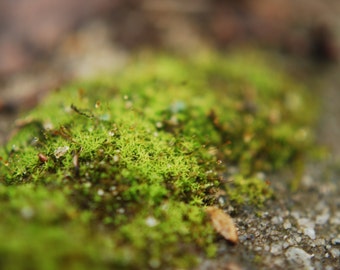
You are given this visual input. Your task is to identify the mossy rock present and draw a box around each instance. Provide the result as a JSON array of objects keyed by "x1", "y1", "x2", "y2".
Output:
[{"x1": 0, "y1": 51, "x2": 316, "y2": 269}]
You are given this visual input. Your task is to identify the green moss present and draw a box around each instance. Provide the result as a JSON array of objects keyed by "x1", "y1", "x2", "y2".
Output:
[
  {"x1": 225, "y1": 175, "x2": 273, "y2": 207},
  {"x1": 0, "y1": 50, "x2": 317, "y2": 269}
]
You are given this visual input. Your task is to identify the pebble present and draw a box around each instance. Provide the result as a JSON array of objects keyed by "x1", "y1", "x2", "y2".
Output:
[
  {"x1": 304, "y1": 228, "x2": 316, "y2": 240},
  {"x1": 145, "y1": 216, "x2": 158, "y2": 227},
  {"x1": 296, "y1": 218, "x2": 316, "y2": 240},
  {"x1": 271, "y1": 216, "x2": 283, "y2": 225},
  {"x1": 329, "y1": 248, "x2": 340, "y2": 259},
  {"x1": 316, "y1": 212, "x2": 330, "y2": 225},
  {"x1": 270, "y1": 243, "x2": 282, "y2": 256},
  {"x1": 283, "y1": 242, "x2": 290, "y2": 249},
  {"x1": 295, "y1": 236, "x2": 302, "y2": 243},
  {"x1": 285, "y1": 247, "x2": 314, "y2": 270},
  {"x1": 254, "y1": 246, "x2": 262, "y2": 252},
  {"x1": 283, "y1": 220, "x2": 292, "y2": 229},
  {"x1": 54, "y1": 146, "x2": 69, "y2": 158},
  {"x1": 314, "y1": 239, "x2": 326, "y2": 246},
  {"x1": 330, "y1": 212, "x2": 340, "y2": 225},
  {"x1": 301, "y1": 174, "x2": 315, "y2": 188},
  {"x1": 291, "y1": 211, "x2": 301, "y2": 220},
  {"x1": 331, "y1": 238, "x2": 340, "y2": 245}
]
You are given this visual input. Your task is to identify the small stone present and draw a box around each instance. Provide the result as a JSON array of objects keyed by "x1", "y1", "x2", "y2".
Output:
[
  {"x1": 54, "y1": 146, "x2": 69, "y2": 158},
  {"x1": 270, "y1": 243, "x2": 282, "y2": 256},
  {"x1": 271, "y1": 216, "x2": 283, "y2": 225},
  {"x1": 97, "y1": 189, "x2": 104, "y2": 196},
  {"x1": 286, "y1": 237, "x2": 297, "y2": 246},
  {"x1": 291, "y1": 211, "x2": 301, "y2": 220},
  {"x1": 283, "y1": 242, "x2": 290, "y2": 249},
  {"x1": 295, "y1": 236, "x2": 302, "y2": 243},
  {"x1": 117, "y1": 208, "x2": 125, "y2": 214},
  {"x1": 303, "y1": 228, "x2": 316, "y2": 240},
  {"x1": 145, "y1": 216, "x2": 159, "y2": 227},
  {"x1": 296, "y1": 218, "x2": 316, "y2": 240},
  {"x1": 316, "y1": 212, "x2": 330, "y2": 225},
  {"x1": 218, "y1": 196, "x2": 227, "y2": 207},
  {"x1": 331, "y1": 238, "x2": 340, "y2": 245},
  {"x1": 301, "y1": 174, "x2": 314, "y2": 188},
  {"x1": 238, "y1": 235, "x2": 247, "y2": 242},
  {"x1": 330, "y1": 212, "x2": 340, "y2": 225},
  {"x1": 314, "y1": 238, "x2": 326, "y2": 246},
  {"x1": 255, "y1": 171, "x2": 266, "y2": 180},
  {"x1": 315, "y1": 201, "x2": 327, "y2": 211},
  {"x1": 155, "y1": 122, "x2": 163, "y2": 128},
  {"x1": 285, "y1": 247, "x2": 313, "y2": 270},
  {"x1": 272, "y1": 258, "x2": 285, "y2": 268},
  {"x1": 329, "y1": 248, "x2": 340, "y2": 258},
  {"x1": 283, "y1": 220, "x2": 292, "y2": 229}
]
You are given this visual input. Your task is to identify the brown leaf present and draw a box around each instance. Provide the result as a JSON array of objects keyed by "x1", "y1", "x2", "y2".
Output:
[{"x1": 206, "y1": 206, "x2": 238, "y2": 244}]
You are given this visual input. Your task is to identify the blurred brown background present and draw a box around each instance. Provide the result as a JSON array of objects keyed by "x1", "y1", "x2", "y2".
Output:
[
  {"x1": 0, "y1": 0, "x2": 338, "y2": 78},
  {"x1": 0, "y1": 0, "x2": 340, "y2": 151}
]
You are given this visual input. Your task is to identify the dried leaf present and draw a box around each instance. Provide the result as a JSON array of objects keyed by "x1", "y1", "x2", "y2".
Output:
[{"x1": 206, "y1": 206, "x2": 238, "y2": 244}]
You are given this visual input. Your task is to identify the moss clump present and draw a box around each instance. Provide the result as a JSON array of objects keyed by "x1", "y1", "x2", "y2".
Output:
[{"x1": 0, "y1": 51, "x2": 316, "y2": 269}]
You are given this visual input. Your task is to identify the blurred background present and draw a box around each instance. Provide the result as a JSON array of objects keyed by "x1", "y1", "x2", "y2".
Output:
[{"x1": 0, "y1": 0, "x2": 340, "y2": 154}]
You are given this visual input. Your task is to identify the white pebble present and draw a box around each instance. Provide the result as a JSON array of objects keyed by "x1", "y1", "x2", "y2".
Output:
[
  {"x1": 297, "y1": 218, "x2": 316, "y2": 240},
  {"x1": 285, "y1": 247, "x2": 314, "y2": 270},
  {"x1": 329, "y1": 248, "x2": 340, "y2": 259},
  {"x1": 97, "y1": 189, "x2": 104, "y2": 196},
  {"x1": 270, "y1": 243, "x2": 282, "y2": 256},
  {"x1": 283, "y1": 220, "x2": 292, "y2": 229},
  {"x1": 316, "y1": 212, "x2": 330, "y2": 225},
  {"x1": 303, "y1": 228, "x2": 316, "y2": 240},
  {"x1": 331, "y1": 238, "x2": 340, "y2": 245},
  {"x1": 271, "y1": 216, "x2": 283, "y2": 225},
  {"x1": 145, "y1": 216, "x2": 159, "y2": 227},
  {"x1": 54, "y1": 146, "x2": 69, "y2": 158}
]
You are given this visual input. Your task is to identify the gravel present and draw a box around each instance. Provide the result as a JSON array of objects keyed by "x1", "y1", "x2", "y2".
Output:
[{"x1": 198, "y1": 157, "x2": 340, "y2": 269}]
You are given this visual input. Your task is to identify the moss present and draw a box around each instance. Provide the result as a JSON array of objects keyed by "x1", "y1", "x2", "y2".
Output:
[
  {"x1": 0, "y1": 50, "x2": 317, "y2": 269},
  {"x1": 225, "y1": 175, "x2": 273, "y2": 207}
]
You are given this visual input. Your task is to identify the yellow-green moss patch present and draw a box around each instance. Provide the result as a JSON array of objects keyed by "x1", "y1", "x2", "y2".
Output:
[{"x1": 0, "y1": 51, "x2": 317, "y2": 269}]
